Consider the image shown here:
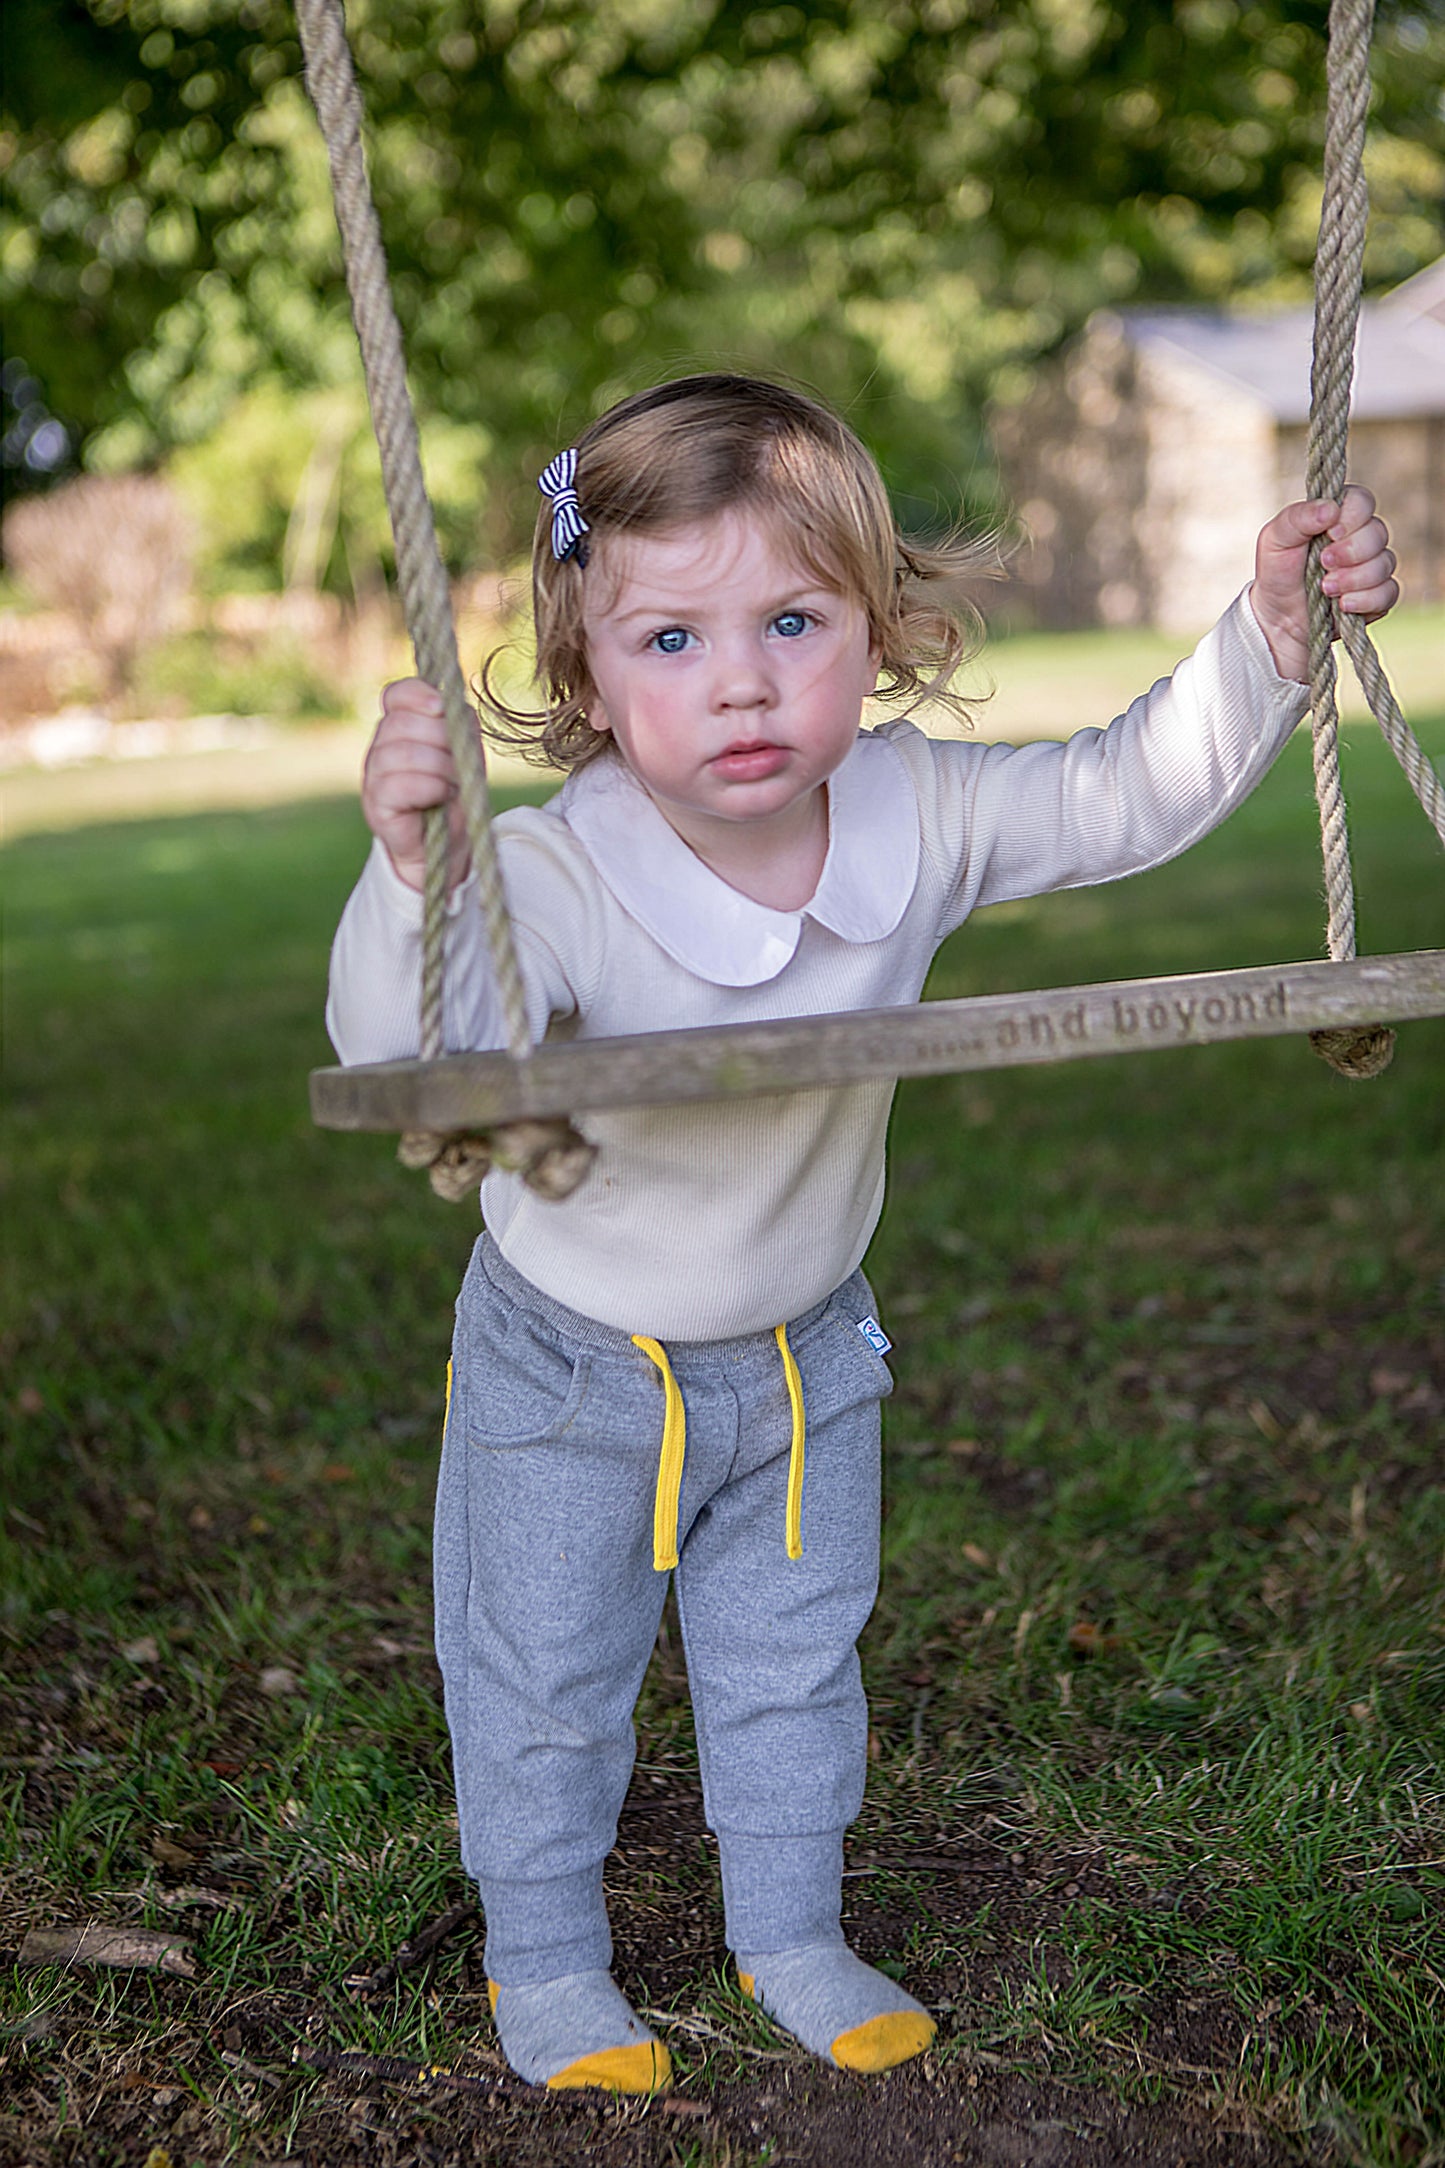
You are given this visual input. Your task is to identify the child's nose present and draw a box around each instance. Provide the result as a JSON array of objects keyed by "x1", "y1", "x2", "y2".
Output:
[{"x1": 712, "y1": 640, "x2": 775, "y2": 709}]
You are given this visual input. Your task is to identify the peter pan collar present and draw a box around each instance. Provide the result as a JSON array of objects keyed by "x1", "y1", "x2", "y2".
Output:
[{"x1": 558, "y1": 728, "x2": 920, "y2": 987}]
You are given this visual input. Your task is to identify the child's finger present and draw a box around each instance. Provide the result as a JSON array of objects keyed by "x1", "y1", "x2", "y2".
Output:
[
  {"x1": 1321, "y1": 518, "x2": 1391, "y2": 574},
  {"x1": 1333, "y1": 571, "x2": 1400, "y2": 622},
  {"x1": 380, "y1": 676, "x2": 446, "y2": 717},
  {"x1": 1258, "y1": 498, "x2": 1336, "y2": 556},
  {"x1": 1328, "y1": 483, "x2": 1378, "y2": 538}
]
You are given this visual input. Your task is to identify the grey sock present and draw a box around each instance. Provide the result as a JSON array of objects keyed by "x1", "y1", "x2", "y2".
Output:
[
  {"x1": 718, "y1": 1829, "x2": 845, "y2": 1950},
  {"x1": 736, "y1": 1942, "x2": 935, "y2": 2072},
  {"x1": 488, "y1": 1968, "x2": 669, "y2": 2091}
]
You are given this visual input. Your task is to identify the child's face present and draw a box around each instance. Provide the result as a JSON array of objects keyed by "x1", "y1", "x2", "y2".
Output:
[{"x1": 582, "y1": 510, "x2": 879, "y2": 846}]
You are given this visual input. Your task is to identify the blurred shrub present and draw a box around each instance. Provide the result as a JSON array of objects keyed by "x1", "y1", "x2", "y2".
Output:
[
  {"x1": 2, "y1": 472, "x2": 192, "y2": 700},
  {"x1": 169, "y1": 379, "x2": 489, "y2": 596},
  {"x1": 130, "y1": 628, "x2": 343, "y2": 721}
]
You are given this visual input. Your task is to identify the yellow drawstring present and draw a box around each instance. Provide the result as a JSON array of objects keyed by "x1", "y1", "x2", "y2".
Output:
[
  {"x1": 632, "y1": 1329, "x2": 808, "y2": 1570},
  {"x1": 631, "y1": 1336, "x2": 686, "y2": 1571},
  {"x1": 775, "y1": 1324, "x2": 806, "y2": 1560}
]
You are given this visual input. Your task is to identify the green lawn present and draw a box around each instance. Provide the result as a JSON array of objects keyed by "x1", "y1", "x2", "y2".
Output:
[{"x1": 2, "y1": 713, "x2": 1443, "y2": 2167}]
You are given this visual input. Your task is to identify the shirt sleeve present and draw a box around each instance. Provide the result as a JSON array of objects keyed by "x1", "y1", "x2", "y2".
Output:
[
  {"x1": 923, "y1": 589, "x2": 1311, "y2": 937},
  {"x1": 324, "y1": 824, "x2": 585, "y2": 1065}
]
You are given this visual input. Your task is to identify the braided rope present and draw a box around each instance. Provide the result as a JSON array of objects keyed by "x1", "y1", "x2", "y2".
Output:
[
  {"x1": 295, "y1": 0, "x2": 530, "y2": 1066},
  {"x1": 1339, "y1": 612, "x2": 1445, "y2": 850},
  {"x1": 1302, "y1": 0, "x2": 1445, "y2": 1076},
  {"x1": 1305, "y1": 0, "x2": 1372, "y2": 972}
]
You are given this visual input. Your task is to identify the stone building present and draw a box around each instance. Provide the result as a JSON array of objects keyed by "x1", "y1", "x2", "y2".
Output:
[{"x1": 990, "y1": 257, "x2": 1445, "y2": 633}]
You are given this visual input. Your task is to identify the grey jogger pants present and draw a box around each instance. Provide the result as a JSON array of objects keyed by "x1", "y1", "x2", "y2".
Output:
[{"x1": 433, "y1": 1235, "x2": 894, "y2": 1986}]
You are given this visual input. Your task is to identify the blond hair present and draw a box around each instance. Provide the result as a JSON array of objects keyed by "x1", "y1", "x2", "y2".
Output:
[{"x1": 481, "y1": 373, "x2": 995, "y2": 771}]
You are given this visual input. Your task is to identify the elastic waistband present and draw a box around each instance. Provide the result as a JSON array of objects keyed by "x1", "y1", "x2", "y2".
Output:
[{"x1": 474, "y1": 1234, "x2": 841, "y2": 1367}]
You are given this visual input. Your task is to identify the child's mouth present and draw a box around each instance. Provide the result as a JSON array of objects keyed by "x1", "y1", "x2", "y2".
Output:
[{"x1": 711, "y1": 741, "x2": 789, "y2": 780}]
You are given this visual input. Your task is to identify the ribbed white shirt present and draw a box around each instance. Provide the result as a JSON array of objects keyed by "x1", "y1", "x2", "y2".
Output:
[{"x1": 327, "y1": 591, "x2": 1307, "y2": 1337}]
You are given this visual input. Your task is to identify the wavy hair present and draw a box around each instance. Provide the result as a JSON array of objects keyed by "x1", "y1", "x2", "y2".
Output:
[{"x1": 480, "y1": 373, "x2": 998, "y2": 771}]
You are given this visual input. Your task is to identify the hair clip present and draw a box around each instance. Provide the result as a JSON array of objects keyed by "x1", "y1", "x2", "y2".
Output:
[{"x1": 538, "y1": 448, "x2": 590, "y2": 563}]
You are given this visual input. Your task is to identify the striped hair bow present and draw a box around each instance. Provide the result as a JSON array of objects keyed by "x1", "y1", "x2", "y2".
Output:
[{"x1": 537, "y1": 448, "x2": 590, "y2": 563}]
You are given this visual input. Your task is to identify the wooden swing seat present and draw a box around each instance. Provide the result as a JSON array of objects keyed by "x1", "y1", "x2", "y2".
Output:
[{"x1": 310, "y1": 948, "x2": 1445, "y2": 1132}]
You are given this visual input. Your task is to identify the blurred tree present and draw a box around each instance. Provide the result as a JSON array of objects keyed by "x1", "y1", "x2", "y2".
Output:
[
  {"x1": 4, "y1": 0, "x2": 1441, "y2": 566},
  {"x1": 2, "y1": 470, "x2": 192, "y2": 696}
]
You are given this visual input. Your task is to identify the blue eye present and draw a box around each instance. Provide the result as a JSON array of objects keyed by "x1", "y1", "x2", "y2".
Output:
[
  {"x1": 651, "y1": 627, "x2": 692, "y2": 654},
  {"x1": 772, "y1": 610, "x2": 811, "y2": 638}
]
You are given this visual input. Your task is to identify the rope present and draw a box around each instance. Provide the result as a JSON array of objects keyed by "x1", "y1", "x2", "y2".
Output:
[
  {"x1": 294, "y1": 0, "x2": 529, "y2": 1066},
  {"x1": 1302, "y1": 0, "x2": 1445, "y2": 1077},
  {"x1": 297, "y1": 0, "x2": 596, "y2": 1199}
]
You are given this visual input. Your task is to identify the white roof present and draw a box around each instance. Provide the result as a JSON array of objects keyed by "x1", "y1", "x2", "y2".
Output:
[
  {"x1": 1382, "y1": 256, "x2": 1445, "y2": 328},
  {"x1": 1122, "y1": 289, "x2": 1445, "y2": 421}
]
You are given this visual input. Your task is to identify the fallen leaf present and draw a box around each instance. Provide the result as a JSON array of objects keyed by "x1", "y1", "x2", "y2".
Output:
[
  {"x1": 1067, "y1": 1620, "x2": 1120, "y2": 1658},
  {"x1": 259, "y1": 1666, "x2": 298, "y2": 1697},
  {"x1": 151, "y1": 1835, "x2": 197, "y2": 1869},
  {"x1": 122, "y1": 1636, "x2": 160, "y2": 1664},
  {"x1": 1248, "y1": 1399, "x2": 1284, "y2": 1442},
  {"x1": 1369, "y1": 1367, "x2": 1413, "y2": 1398},
  {"x1": 143, "y1": 2149, "x2": 175, "y2": 2168},
  {"x1": 961, "y1": 1543, "x2": 991, "y2": 1569},
  {"x1": 188, "y1": 1504, "x2": 214, "y2": 1531},
  {"x1": 1349, "y1": 1701, "x2": 1375, "y2": 1724},
  {"x1": 16, "y1": 1384, "x2": 44, "y2": 1415},
  {"x1": 321, "y1": 1462, "x2": 356, "y2": 1483},
  {"x1": 19, "y1": 1925, "x2": 195, "y2": 1978},
  {"x1": 247, "y1": 1515, "x2": 271, "y2": 1536},
  {"x1": 947, "y1": 1437, "x2": 981, "y2": 1458}
]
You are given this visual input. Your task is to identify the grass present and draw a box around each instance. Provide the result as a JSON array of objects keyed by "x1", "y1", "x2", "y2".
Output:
[{"x1": 2, "y1": 708, "x2": 1443, "y2": 2166}]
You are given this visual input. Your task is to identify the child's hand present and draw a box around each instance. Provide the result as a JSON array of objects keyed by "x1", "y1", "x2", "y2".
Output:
[
  {"x1": 361, "y1": 679, "x2": 472, "y2": 894},
  {"x1": 1250, "y1": 486, "x2": 1398, "y2": 683}
]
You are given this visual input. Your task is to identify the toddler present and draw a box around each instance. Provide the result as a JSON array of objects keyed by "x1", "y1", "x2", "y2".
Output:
[{"x1": 327, "y1": 373, "x2": 1397, "y2": 2092}]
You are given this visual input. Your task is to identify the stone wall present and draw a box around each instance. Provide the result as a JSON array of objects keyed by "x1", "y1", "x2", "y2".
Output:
[
  {"x1": 990, "y1": 315, "x2": 1151, "y2": 630},
  {"x1": 1136, "y1": 344, "x2": 1275, "y2": 635},
  {"x1": 994, "y1": 314, "x2": 1445, "y2": 629}
]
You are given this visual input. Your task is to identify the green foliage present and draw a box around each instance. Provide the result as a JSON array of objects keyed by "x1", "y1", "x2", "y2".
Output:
[
  {"x1": 131, "y1": 625, "x2": 344, "y2": 718},
  {"x1": 4, "y1": 0, "x2": 1442, "y2": 555}
]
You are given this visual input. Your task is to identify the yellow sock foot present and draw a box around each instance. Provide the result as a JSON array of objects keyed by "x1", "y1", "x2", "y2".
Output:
[
  {"x1": 488, "y1": 1972, "x2": 671, "y2": 2092},
  {"x1": 737, "y1": 1945, "x2": 935, "y2": 2073}
]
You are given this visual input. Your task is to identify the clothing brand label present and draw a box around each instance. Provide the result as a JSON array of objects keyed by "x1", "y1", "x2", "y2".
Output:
[{"x1": 856, "y1": 1316, "x2": 892, "y2": 1356}]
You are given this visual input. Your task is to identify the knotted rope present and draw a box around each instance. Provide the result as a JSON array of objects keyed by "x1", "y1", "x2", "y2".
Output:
[
  {"x1": 1303, "y1": 0, "x2": 1445, "y2": 1077},
  {"x1": 295, "y1": 0, "x2": 593, "y2": 1198}
]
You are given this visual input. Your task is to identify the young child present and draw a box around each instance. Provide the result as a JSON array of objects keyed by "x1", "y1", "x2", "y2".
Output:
[{"x1": 326, "y1": 374, "x2": 1397, "y2": 2094}]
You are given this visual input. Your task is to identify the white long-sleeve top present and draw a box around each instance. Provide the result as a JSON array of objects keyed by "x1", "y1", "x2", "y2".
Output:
[{"x1": 327, "y1": 591, "x2": 1307, "y2": 1338}]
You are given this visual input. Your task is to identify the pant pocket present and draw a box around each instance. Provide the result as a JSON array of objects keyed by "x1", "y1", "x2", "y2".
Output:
[{"x1": 460, "y1": 1310, "x2": 593, "y2": 1449}]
